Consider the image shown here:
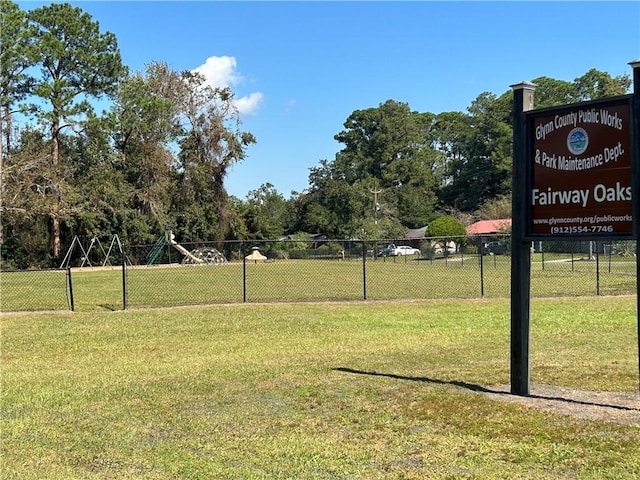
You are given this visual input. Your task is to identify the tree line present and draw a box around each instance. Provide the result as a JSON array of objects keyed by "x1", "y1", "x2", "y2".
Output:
[{"x1": 0, "y1": 1, "x2": 632, "y2": 268}]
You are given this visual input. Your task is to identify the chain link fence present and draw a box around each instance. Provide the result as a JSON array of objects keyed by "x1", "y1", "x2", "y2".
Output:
[
  {"x1": 1, "y1": 235, "x2": 637, "y2": 312},
  {"x1": 0, "y1": 269, "x2": 71, "y2": 311}
]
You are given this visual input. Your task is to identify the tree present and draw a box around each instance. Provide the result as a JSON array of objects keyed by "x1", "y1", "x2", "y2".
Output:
[
  {"x1": 1, "y1": 127, "x2": 53, "y2": 265},
  {"x1": 303, "y1": 159, "x2": 365, "y2": 238},
  {"x1": 0, "y1": 0, "x2": 38, "y2": 246},
  {"x1": 26, "y1": 3, "x2": 126, "y2": 257},
  {"x1": 527, "y1": 77, "x2": 577, "y2": 109},
  {"x1": 530, "y1": 69, "x2": 630, "y2": 110},
  {"x1": 475, "y1": 194, "x2": 512, "y2": 220},
  {"x1": 0, "y1": 1, "x2": 37, "y2": 159},
  {"x1": 431, "y1": 111, "x2": 472, "y2": 189},
  {"x1": 172, "y1": 69, "x2": 256, "y2": 241},
  {"x1": 109, "y1": 64, "x2": 180, "y2": 238},
  {"x1": 224, "y1": 196, "x2": 249, "y2": 242},
  {"x1": 573, "y1": 68, "x2": 631, "y2": 101},
  {"x1": 425, "y1": 215, "x2": 467, "y2": 257},
  {"x1": 303, "y1": 100, "x2": 438, "y2": 236},
  {"x1": 438, "y1": 92, "x2": 512, "y2": 211},
  {"x1": 436, "y1": 69, "x2": 630, "y2": 216},
  {"x1": 426, "y1": 215, "x2": 466, "y2": 238},
  {"x1": 63, "y1": 117, "x2": 138, "y2": 241},
  {"x1": 241, "y1": 183, "x2": 289, "y2": 240},
  {"x1": 108, "y1": 63, "x2": 257, "y2": 243}
]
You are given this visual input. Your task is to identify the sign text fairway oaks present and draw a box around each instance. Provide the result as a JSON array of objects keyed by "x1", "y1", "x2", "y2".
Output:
[{"x1": 528, "y1": 96, "x2": 633, "y2": 238}]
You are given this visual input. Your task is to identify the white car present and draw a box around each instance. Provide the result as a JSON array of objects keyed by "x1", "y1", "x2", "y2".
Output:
[{"x1": 390, "y1": 245, "x2": 421, "y2": 256}]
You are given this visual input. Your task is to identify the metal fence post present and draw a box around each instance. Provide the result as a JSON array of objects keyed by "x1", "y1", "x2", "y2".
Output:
[
  {"x1": 66, "y1": 266, "x2": 74, "y2": 312},
  {"x1": 477, "y1": 236, "x2": 485, "y2": 298},
  {"x1": 242, "y1": 242, "x2": 247, "y2": 303},
  {"x1": 122, "y1": 250, "x2": 128, "y2": 310},
  {"x1": 479, "y1": 246, "x2": 485, "y2": 298},
  {"x1": 595, "y1": 242, "x2": 601, "y2": 296},
  {"x1": 362, "y1": 241, "x2": 367, "y2": 300}
]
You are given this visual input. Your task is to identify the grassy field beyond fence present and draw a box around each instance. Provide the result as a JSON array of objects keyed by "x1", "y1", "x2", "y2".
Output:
[
  {"x1": 1, "y1": 297, "x2": 638, "y2": 479},
  {"x1": 1, "y1": 253, "x2": 637, "y2": 312}
]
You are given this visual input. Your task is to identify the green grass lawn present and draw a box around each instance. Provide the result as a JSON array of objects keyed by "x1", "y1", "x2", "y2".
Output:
[
  {"x1": 1, "y1": 297, "x2": 639, "y2": 479},
  {"x1": 1, "y1": 256, "x2": 637, "y2": 312}
]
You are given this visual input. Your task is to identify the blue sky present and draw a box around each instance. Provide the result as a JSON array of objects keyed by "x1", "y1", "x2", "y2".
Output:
[{"x1": 18, "y1": 1, "x2": 640, "y2": 199}]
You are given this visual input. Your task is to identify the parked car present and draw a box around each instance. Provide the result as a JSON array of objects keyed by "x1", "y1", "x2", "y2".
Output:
[
  {"x1": 378, "y1": 244, "x2": 397, "y2": 256},
  {"x1": 389, "y1": 245, "x2": 421, "y2": 256},
  {"x1": 481, "y1": 241, "x2": 505, "y2": 255},
  {"x1": 434, "y1": 245, "x2": 456, "y2": 255}
]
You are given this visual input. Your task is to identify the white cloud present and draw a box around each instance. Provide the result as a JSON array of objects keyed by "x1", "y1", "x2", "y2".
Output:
[
  {"x1": 193, "y1": 55, "x2": 263, "y2": 115},
  {"x1": 235, "y1": 92, "x2": 264, "y2": 115},
  {"x1": 193, "y1": 55, "x2": 241, "y2": 88}
]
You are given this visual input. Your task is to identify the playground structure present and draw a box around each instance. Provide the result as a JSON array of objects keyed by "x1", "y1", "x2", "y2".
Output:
[
  {"x1": 245, "y1": 246, "x2": 267, "y2": 263},
  {"x1": 60, "y1": 235, "x2": 130, "y2": 269},
  {"x1": 168, "y1": 232, "x2": 207, "y2": 264},
  {"x1": 146, "y1": 231, "x2": 227, "y2": 265}
]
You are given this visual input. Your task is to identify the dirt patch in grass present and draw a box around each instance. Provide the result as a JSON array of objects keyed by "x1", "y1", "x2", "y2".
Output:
[{"x1": 482, "y1": 384, "x2": 640, "y2": 425}]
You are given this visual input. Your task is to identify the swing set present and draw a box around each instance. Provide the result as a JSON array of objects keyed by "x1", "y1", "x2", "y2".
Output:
[{"x1": 59, "y1": 235, "x2": 131, "y2": 269}]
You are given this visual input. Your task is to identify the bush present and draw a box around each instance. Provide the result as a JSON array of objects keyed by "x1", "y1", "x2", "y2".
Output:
[{"x1": 267, "y1": 250, "x2": 289, "y2": 260}]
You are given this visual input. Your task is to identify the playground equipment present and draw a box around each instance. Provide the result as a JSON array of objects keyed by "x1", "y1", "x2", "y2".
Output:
[
  {"x1": 181, "y1": 246, "x2": 228, "y2": 264},
  {"x1": 147, "y1": 231, "x2": 227, "y2": 265},
  {"x1": 245, "y1": 246, "x2": 267, "y2": 263},
  {"x1": 60, "y1": 235, "x2": 129, "y2": 268},
  {"x1": 168, "y1": 232, "x2": 207, "y2": 264}
]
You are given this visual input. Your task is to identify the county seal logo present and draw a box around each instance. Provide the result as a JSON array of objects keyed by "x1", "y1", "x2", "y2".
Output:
[{"x1": 566, "y1": 127, "x2": 588, "y2": 155}]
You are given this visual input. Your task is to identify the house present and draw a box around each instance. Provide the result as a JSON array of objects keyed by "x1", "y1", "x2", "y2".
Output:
[{"x1": 466, "y1": 219, "x2": 512, "y2": 236}]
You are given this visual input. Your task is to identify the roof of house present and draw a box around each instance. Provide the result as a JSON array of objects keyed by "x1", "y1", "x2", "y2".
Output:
[
  {"x1": 466, "y1": 219, "x2": 512, "y2": 235},
  {"x1": 405, "y1": 226, "x2": 427, "y2": 240}
]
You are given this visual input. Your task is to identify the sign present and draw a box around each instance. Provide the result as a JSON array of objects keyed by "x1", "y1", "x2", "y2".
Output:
[{"x1": 527, "y1": 96, "x2": 633, "y2": 238}]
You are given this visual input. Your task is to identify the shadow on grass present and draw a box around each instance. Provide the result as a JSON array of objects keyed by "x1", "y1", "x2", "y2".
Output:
[{"x1": 334, "y1": 367, "x2": 640, "y2": 412}]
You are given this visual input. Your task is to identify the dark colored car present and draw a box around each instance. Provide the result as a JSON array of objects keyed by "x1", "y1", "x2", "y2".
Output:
[
  {"x1": 481, "y1": 241, "x2": 505, "y2": 255},
  {"x1": 378, "y1": 244, "x2": 397, "y2": 257}
]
